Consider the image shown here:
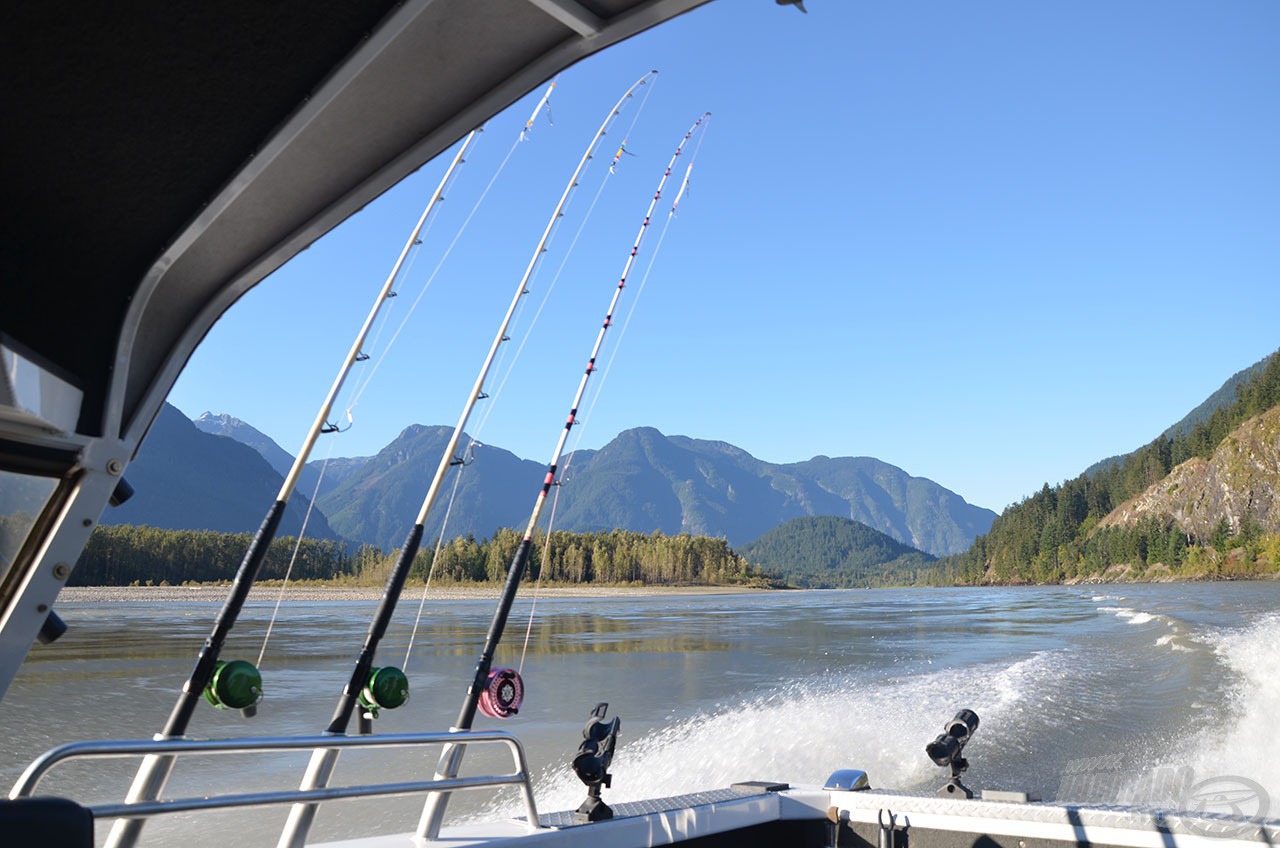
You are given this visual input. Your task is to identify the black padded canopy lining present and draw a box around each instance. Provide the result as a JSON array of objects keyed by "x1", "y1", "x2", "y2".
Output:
[
  {"x1": 0, "y1": 1, "x2": 711, "y2": 441},
  {"x1": 1, "y1": 2, "x2": 403, "y2": 434}
]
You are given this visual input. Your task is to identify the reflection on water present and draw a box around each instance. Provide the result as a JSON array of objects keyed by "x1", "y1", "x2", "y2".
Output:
[
  {"x1": 3, "y1": 584, "x2": 1280, "y2": 847},
  {"x1": 16, "y1": 606, "x2": 733, "y2": 665}
]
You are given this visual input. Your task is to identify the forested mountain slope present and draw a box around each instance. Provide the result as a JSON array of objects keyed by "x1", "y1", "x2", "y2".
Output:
[
  {"x1": 103, "y1": 404, "x2": 339, "y2": 539},
  {"x1": 946, "y1": 349, "x2": 1280, "y2": 583},
  {"x1": 737, "y1": 515, "x2": 937, "y2": 588}
]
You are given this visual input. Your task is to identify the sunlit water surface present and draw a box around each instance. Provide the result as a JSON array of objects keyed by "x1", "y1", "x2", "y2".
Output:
[{"x1": 4, "y1": 583, "x2": 1279, "y2": 846}]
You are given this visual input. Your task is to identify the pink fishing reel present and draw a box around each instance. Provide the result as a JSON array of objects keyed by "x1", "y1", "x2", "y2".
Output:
[{"x1": 478, "y1": 668, "x2": 524, "y2": 719}]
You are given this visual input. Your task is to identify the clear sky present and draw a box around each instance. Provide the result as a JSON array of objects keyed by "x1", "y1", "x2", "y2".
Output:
[{"x1": 168, "y1": 0, "x2": 1280, "y2": 513}]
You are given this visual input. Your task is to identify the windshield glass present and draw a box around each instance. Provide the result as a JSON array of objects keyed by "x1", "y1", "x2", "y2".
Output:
[{"x1": 0, "y1": 469, "x2": 60, "y2": 587}]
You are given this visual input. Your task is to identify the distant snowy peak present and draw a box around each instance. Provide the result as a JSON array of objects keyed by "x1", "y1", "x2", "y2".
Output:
[{"x1": 193, "y1": 411, "x2": 294, "y2": 479}]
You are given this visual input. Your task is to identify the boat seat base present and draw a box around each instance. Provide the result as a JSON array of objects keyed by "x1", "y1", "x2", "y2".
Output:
[{"x1": 0, "y1": 797, "x2": 94, "y2": 848}]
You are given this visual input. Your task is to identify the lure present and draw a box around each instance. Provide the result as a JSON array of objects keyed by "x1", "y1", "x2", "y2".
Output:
[{"x1": 520, "y1": 80, "x2": 556, "y2": 142}]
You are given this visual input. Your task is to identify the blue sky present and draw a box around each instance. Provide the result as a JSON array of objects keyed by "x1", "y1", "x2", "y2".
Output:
[{"x1": 168, "y1": 0, "x2": 1280, "y2": 513}]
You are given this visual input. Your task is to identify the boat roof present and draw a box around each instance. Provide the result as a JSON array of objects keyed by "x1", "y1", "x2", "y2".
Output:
[
  {"x1": 1, "y1": 0, "x2": 710, "y2": 448},
  {"x1": 0, "y1": 0, "x2": 711, "y2": 701}
]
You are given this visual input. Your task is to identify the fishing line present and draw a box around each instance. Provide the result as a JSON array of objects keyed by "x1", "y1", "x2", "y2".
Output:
[
  {"x1": 352, "y1": 183, "x2": 444, "y2": 383},
  {"x1": 346, "y1": 129, "x2": 523, "y2": 419},
  {"x1": 280, "y1": 75, "x2": 658, "y2": 848},
  {"x1": 392, "y1": 81, "x2": 608, "y2": 663},
  {"x1": 608, "y1": 74, "x2": 658, "y2": 174},
  {"x1": 490, "y1": 191, "x2": 619, "y2": 644},
  {"x1": 257, "y1": 439, "x2": 336, "y2": 667},
  {"x1": 514, "y1": 115, "x2": 712, "y2": 671},
  {"x1": 344, "y1": 116, "x2": 558, "y2": 655},
  {"x1": 402, "y1": 456, "x2": 467, "y2": 668},
  {"x1": 521, "y1": 78, "x2": 557, "y2": 142},
  {"x1": 583, "y1": 218, "x2": 671, "y2": 421},
  {"x1": 345, "y1": 129, "x2": 493, "y2": 413},
  {"x1": 469, "y1": 159, "x2": 614, "y2": 443},
  {"x1": 468, "y1": 79, "x2": 639, "y2": 440},
  {"x1": 516, "y1": 491, "x2": 559, "y2": 675},
  {"x1": 397, "y1": 87, "x2": 628, "y2": 632},
  {"x1": 264, "y1": 127, "x2": 520, "y2": 669},
  {"x1": 564, "y1": 119, "x2": 712, "y2": 484},
  {"x1": 391, "y1": 249, "x2": 548, "y2": 651},
  {"x1": 398, "y1": 129, "x2": 618, "y2": 664},
  {"x1": 417, "y1": 115, "x2": 711, "y2": 832},
  {"x1": 105, "y1": 127, "x2": 488, "y2": 848},
  {"x1": 513, "y1": 213, "x2": 669, "y2": 670}
]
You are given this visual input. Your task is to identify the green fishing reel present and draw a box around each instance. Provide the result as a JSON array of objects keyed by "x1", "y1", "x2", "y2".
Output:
[
  {"x1": 358, "y1": 666, "x2": 410, "y2": 718},
  {"x1": 203, "y1": 659, "x2": 263, "y2": 716}
]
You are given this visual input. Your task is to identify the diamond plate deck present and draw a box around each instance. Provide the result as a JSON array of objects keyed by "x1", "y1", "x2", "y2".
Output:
[
  {"x1": 834, "y1": 788, "x2": 1280, "y2": 841},
  {"x1": 536, "y1": 786, "x2": 767, "y2": 829}
]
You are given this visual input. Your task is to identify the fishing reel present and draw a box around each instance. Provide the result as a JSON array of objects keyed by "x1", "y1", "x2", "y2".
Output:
[
  {"x1": 202, "y1": 659, "x2": 263, "y2": 717},
  {"x1": 572, "y1": 702, "x2": 621, "y2": 823},
  {"x1": 478, "y1": 668, "x2": 524, "y2": 719},
  {"x1": 926, "y1": 709, "x2": 979, "y2": 798},
  {"x1": 357, "y1": 666, "x2": 410, "y2": 733}
]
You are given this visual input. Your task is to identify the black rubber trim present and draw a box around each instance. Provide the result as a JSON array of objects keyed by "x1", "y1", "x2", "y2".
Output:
[{"x1": 0, "y1": 438, "x2": 79, "y2": 478}]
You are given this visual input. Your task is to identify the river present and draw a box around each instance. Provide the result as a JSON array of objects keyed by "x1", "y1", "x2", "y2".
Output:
[{"x1": 3, "y1": 582, "x2": 1278, "y2": 845}]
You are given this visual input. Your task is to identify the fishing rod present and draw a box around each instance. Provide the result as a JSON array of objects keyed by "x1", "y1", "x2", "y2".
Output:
[
  {"x1": 521, "y1": 79, "x2": 556, "y2": 141},
  {"x1": 276, "y1": 71, "x2": 657, "y2": 848},
  {"x1": 103, "y1": 127, "x2": 485, "y2": 848},
  {"x1": 418, "y1": 111, "x2": 711, "y2": 839}
]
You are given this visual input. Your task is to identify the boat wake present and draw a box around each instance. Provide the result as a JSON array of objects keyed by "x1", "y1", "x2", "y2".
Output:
[
  {"x1": 1097, "y1": 605, "x2": 1159, "y2": 625},
  {"x1": 1187, "y1": 612, "x2": 1280, "y2": 798},
  {"x1": 1095, "y1": 611, "x2": 1280, "y2": 810},
  {"x1": 474, "y1": 650, "x2": 1077, "y2": 820},
  {"x1": 1095, "y1": 601, "x2": 1200, "y2": 651}
]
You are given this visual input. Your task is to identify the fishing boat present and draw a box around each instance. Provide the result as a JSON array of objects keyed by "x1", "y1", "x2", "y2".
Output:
[{"x1": 2, "y1": 2, "x2": 1276, "y2": 847}]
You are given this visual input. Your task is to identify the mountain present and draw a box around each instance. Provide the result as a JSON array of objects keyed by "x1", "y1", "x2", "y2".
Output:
[
  {"x1": 1084, "y1": 352, "x2": 1277, "y2": 477},
  {"x1": 946, "y1": 348, "x2": 1280, "y2": 584},
  {"x1": 194, "y1": 411, "x2": 295, "y2": 478},
  {"x1": 547, "y1": 428, "x2": 993, "y2": 555},
  {"x1": 316, "y1": 425, "x2": 544, "y2": 551},
  {"x1": 738, "y1": 516, "x2": 937, "y2": 588},
  {"x1": 171, "y1": 416, "x2": 994, "y2": 557},
  {"x1": 305, "y1": 455, "x2": 374, "y2": 500},
  {"x1": 1100, "y1": 406, "x2": 1280, "y2": 539},
  {"x1": 193, "y1": 411, "x2": 371, "y2": 499},
  {"x1": 103, "y1": 404, "x2": 339, "y2": 539},
  {"x1": 1161, "y1": 354, "x2": 1278, "y2": 440}
]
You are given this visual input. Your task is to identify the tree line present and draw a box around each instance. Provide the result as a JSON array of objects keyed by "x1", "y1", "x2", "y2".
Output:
[
  {"x1": 940, "y1": 349, "x2": 1280, "y2": 584},
  {"x1": 72, "y1": 524, "x2": 779, "y2": 588},
  {"x1": 71, "y1": 525, "x2": 356, "y2": 586}
]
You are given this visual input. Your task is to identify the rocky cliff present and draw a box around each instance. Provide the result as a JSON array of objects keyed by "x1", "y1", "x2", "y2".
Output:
[{"x1": 1100, "y1": 406, "x2": 1280, "y2": 538}]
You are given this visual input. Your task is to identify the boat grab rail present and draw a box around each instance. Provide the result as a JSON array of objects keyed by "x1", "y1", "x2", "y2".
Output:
[{"x1": 9, "y1": 729, "x2": 540, "y2": 834}]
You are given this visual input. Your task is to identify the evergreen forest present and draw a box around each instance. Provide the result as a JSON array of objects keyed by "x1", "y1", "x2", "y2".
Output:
[
  {"x1": 53, "y1": 348, "x2": 1280, "y2": 590},
  {"x1": 940, "y1": 350, "x2": 1280, "y2": 584},
  {"x1": 72, "y1": 525, "x2": 779, "y2": 588}
]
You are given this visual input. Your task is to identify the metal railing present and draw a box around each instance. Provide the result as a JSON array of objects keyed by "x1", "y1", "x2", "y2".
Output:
[{"x1": 10, "y1": 730, "x2": 539, "y2": 843}]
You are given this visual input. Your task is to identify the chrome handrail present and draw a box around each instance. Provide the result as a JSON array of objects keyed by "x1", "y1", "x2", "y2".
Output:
[{"x1": 10, "y1": 730, "x2": 539, "y2": 840}]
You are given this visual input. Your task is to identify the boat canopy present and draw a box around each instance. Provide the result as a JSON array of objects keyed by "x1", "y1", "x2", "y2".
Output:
[{"x1": 0, "y1": 0, "x2": 712, "y2": 702}]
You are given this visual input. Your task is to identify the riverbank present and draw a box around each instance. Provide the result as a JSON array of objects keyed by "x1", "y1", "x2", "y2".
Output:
[{"x1": 58, "y1": 583, "x2": 771, "y2": 603}]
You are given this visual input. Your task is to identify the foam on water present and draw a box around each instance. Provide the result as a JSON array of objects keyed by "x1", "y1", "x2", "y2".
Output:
[
  {"x1": 1187, "y1": 613, "x2": 1280, "y2": 798},
  {"x1": 1098, "y1": 605, "x2": 1158, "y2": 625},
  {"x1": 476, "y1": 650, "x2": 1075, "y2": 819},
  {"x1": 1154, "y1": 633, "x2": 1193, "y2": 653}
]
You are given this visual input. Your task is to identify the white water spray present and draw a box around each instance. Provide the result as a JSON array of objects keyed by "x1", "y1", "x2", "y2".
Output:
[{"x1": 475, "y1": 650, "x2": 1075, "y2": 820}]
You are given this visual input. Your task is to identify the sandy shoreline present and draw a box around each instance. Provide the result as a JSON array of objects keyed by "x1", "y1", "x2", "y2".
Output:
[{"x1": 58, "y1": 584, "x2": 770, "y2": 603}]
